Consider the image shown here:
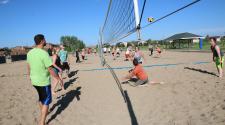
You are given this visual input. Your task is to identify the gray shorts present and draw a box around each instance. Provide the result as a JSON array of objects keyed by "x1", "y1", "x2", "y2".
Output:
[{"x1": 129, "y1": 78, "x2": 149, "y2": 87}]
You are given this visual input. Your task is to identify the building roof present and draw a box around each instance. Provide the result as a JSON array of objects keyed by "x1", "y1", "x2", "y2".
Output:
[{"x1": 164, "y1": 32, "x2": 203, "y2": 42}]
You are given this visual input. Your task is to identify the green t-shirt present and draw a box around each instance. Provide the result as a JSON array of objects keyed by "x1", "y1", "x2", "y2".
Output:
[
  {"x1": 58, "y1": 50, "x2": 68, "y2": 62},
  {"x1": 27, "y1": 48, "x2": 52, "y2": 86}
]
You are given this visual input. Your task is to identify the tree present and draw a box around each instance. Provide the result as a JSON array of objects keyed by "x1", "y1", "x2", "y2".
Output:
[
  {"x1": 103, "y1": 43, "x2": 110, "y2": 48},
  {"x1": 60, "y1": 36, "x2": 86, "y2": 52},
  {"x1": 116, "y1": 42, "x2": 125, "y2": 47},
  {"x1": 221, "y1": 36, "x2": 225, "y2": 47}
]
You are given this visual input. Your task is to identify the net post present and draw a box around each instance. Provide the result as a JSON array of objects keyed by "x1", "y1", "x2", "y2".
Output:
[
  {"x1": 133, "y1": 0, "x2": 141, "y2": 40},
  {"x1": 99, "y1": 27, "x2": 105, "y2": 66}
]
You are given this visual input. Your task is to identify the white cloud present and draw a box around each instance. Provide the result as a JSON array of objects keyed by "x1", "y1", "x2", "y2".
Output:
[{"x1": 0, "y1": 0, "x2": 10, "y2": 4}]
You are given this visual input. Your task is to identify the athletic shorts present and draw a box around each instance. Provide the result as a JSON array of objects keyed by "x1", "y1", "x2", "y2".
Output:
[
  {"x1": 215, "y1": 56, "x2": 224, "y2": 68},
  {"x1": 53, "y1": 67, "x2": 59, "y2": 74},
  {"x1": 129, "y1": 78, "x2": 148, "y2": 87},
  {"x1": 33, "y1": 85, "x2": 52, "y2": 105},
  {"x1": 62, "y1": 62, "x2": 70, "y2": 71},
  {"x1": 82, "y1": 56, "x2": 85, "y2": 60},
  {"x1": 136, "y1": 78, "x2": 149, "y2": 85}
]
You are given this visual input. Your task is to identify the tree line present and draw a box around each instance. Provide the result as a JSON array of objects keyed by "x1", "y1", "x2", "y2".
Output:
[{"x1": 60, "y1": 36, "x2": 86, "y2": 52}]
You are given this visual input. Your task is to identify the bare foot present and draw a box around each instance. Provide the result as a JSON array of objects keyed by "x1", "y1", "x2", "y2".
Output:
[
  {"x1": 160, "y1": 82, "x2": 165, "y2": 85},
  {"x1": 149, "y1": 81, "x2": 165, "y2": 85}
]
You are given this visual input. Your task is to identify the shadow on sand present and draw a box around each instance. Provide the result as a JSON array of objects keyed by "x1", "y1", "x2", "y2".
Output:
[
  {"x1": 64, "y1": 77, "x2": 79, "y2": 90},
  {"x1": 47, "y1": 86, "x2": 81, "y2": 124},
  {"x1": 105, "y1": 63, "x2": 138, "y2": 125},
  {"x1": 184, "y1": 67, "x2": 218, "y2": 77},
  {"x1": 124, "y1": 90, "x2": 139, "y2": 125},
  {"x1": 68, "y1": 70, "x2": 79, "y2": 78}
]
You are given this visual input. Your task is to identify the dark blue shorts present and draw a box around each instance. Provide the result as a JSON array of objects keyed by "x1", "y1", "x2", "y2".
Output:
[{"x1": 33, "y1": 85, "x2": 52, "y2": 105}]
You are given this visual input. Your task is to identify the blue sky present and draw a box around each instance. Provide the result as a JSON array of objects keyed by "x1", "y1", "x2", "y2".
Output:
[{"x1": 0, "y1": 0, "x2": 225, "y2": 48}]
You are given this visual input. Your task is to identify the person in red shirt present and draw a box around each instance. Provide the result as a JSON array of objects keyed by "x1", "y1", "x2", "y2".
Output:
[
  {"x1": 122, "y1": 58, "x2": 163, "y2": 86},
  {"x1": 122, "y1": 58, "x2": 148, "y2": 86}
]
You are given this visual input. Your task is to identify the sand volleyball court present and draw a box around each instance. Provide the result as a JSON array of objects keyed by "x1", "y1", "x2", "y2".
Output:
[{"x1": 0, "y1": 51, "x2": 225, "y2": 125}]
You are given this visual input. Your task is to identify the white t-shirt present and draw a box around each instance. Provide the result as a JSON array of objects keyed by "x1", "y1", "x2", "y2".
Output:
[{"x1": 116, "y1": 48, "x2": 120, "y2": 52}]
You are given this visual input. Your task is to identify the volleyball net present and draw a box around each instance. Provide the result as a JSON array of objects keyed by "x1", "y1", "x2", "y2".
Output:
[
  {"x1": 98, "y1": 0, "x2": 201, "y2": 66},
  {"x1": 101, "y1": 0, "x2": 140, "y2": 45}
]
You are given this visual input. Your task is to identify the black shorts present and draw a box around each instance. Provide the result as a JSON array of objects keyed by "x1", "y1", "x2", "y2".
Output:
[
  {"x1": 62, "y1": 62, "x2": 70, "y2": 71},
  {"x1": 33, "y1": 85, "x2": 52, "y2": 105}
]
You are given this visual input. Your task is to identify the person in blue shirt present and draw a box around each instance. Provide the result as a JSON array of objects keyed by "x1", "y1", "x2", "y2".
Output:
[{"x1": 58, "y1": 45, "x2": 70, "y2": 75}]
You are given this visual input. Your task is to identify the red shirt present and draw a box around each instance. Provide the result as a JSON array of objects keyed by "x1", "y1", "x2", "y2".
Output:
[{"x1": 132, "y1": 64, "x2": 148, "y2": 80}]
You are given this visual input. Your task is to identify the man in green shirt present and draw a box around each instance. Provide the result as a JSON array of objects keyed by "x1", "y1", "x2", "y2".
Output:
[{"x1": 27, "y1": 34, "x2": 62, "y2": 125}]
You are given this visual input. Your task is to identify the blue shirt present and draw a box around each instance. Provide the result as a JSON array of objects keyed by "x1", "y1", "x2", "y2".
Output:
[{"x1": 58, "y1": 50, "x2": 68, "y2": 62}]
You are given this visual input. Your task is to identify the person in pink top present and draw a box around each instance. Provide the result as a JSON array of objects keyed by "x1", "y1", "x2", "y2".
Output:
[{"x1": 81, "y1": 48, "x2": 85, "y2": 60}]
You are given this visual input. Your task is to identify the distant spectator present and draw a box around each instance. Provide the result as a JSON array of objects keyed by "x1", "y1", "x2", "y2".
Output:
[
  {"x1": 210, "y1": 37, "x2": 224, "y2": 78},
  {"x1": 81, "y1": 48, "x2": 86, "y2": 60},
  {"x1": 148, "y1": 44, "x2": 153, "y2": 56},
  {"x1": 75, "y1": 49, "x2": 81, "y2": 63}
]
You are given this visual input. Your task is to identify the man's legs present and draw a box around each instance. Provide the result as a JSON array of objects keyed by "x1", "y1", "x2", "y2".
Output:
[
  {"x1": 39, "y1": 102, "x2": 49, "y2": 125},
  {"x1": 76, "y1": 56, "x2": 80, "y2": 63},
  {"x1": 219, "y1": 58, "x2": 224, "y2": 78},
  {"x1": 34, "y1": 85, "x2": 51, "y2": 125}
]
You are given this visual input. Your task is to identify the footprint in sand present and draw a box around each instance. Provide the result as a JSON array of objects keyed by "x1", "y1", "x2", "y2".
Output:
[
  {"x1": 221, "y1": 104, "x2": 225, "y2": 110},
  {"x1": 0, "y1": 74, "x2": 6, "y2": 77},
  {"x1": 6, "y1": 115, "x2": 13, "y2": 119}
]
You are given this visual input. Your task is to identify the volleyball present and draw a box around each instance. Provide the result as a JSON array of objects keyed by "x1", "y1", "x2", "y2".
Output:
[{"x1": 148, "y1": 17, "x2": 154, "y2": 22}]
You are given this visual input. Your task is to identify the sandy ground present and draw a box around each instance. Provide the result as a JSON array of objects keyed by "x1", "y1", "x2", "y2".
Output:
[{"x1": 0, "y1": 51, "x2": 225, "y2": 125}]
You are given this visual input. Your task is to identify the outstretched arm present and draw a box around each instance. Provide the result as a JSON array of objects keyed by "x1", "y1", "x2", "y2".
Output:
[{"x1": 122, "y1": 70, "x2": 135, "y2": 81}]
